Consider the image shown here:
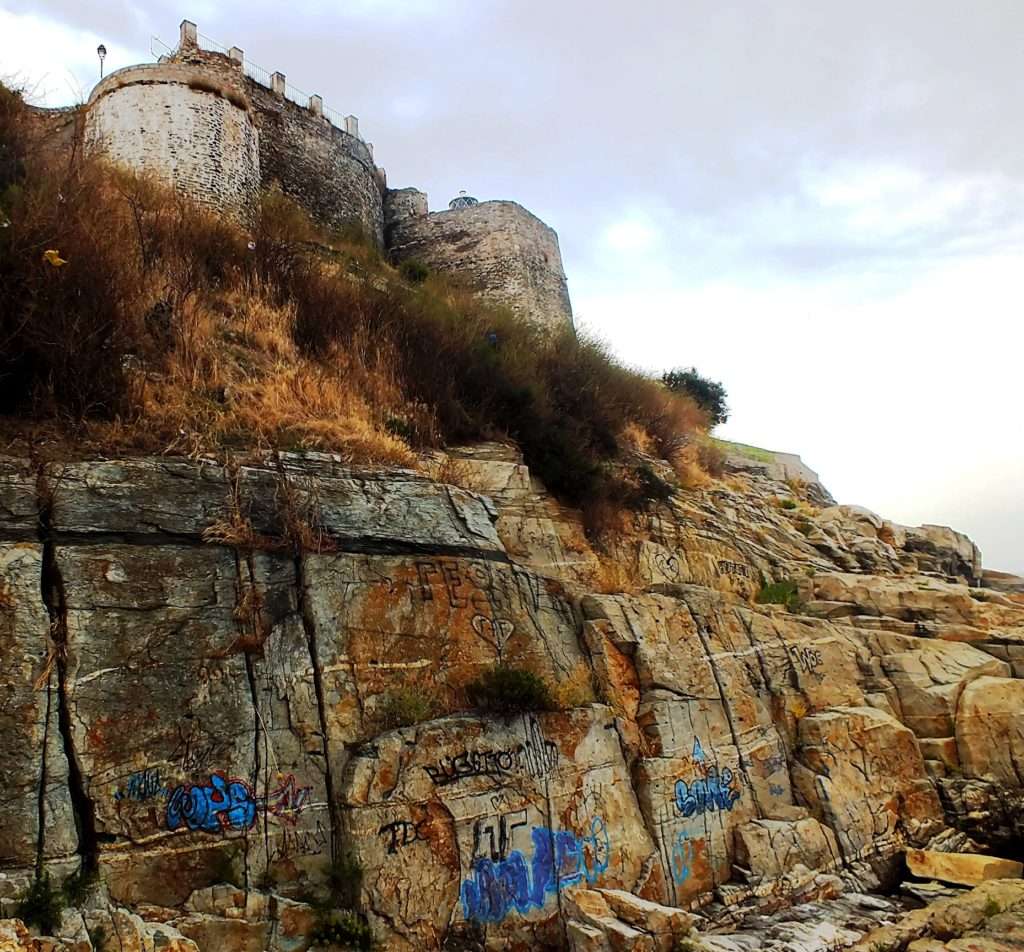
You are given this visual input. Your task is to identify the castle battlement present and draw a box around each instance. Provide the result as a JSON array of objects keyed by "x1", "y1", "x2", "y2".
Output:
[{"x1": 76, "y1": 18, "x2": 574, "y2": 331}]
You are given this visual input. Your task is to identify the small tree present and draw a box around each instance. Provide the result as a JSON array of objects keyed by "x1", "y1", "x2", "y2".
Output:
[{"x1": 661, "y1": 368, "x2": 729, "y2": 427}]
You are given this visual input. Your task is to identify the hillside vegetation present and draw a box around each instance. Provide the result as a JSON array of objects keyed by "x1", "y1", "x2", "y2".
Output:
[{"x1": 0, "y1": 85, "x2": 707, "y2": 516}]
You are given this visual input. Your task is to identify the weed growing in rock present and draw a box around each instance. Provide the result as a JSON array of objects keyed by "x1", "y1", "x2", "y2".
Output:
[
  {"x1": 327, "y1": 852, "x2": 364, "y2": 909},
  {"x1": 756, "y1": 579, "x2": 802, "y2": 612},
  {"x1": 16, "y1": 873, "x2": 64, "y2": 935},
  {"x1": 376, "y1": 687, "x2": 439, "y2": 730},
  {"x1": 984, "y1": 898, "x2": 1003, "y2": 918},
  {"x1": 311, "y1": 909, "x2": 373, "y2": 950},
  {"x1": 61, "y1": 866, "x2": 98, "y2": 905},
  {"x1": 398, "y1": 258, "x2": 429, "y2": 283},
  {"x1": 464, "y1": 665, "x2": 555, "y2": 716}
]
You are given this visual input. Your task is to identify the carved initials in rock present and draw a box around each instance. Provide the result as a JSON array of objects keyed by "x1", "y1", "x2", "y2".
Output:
[{"x1": 471, "y1": 614, "x2": 515, "y2": 659}]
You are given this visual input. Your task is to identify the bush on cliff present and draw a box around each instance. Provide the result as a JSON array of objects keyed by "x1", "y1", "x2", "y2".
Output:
[
  {"x1": 15, "y1": 873, "x2": 64, "y2": 936},
  {"x1": 464, "y1": 665, "x2": 555, "y2": 716},
  {"x1": 662, "y1": 367, "x2": 729, "y2": 428},
  {"x1": 0, "y1": 84, "x2": 706, "y2": 515},
  {"x1": 756, "y1": 579, "x2": 801, "y2": 612}
]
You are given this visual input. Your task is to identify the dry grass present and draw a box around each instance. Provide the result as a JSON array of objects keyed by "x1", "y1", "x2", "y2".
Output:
[
  {"x1": 2, "y1": 83, "x2": 708, "y2": 523},
  {"x1": 669, "y1": 443, "x2": 714, "y2": 490},
  {"x1": 425, "y1": 454, "x2": 485, "y2": 492}
]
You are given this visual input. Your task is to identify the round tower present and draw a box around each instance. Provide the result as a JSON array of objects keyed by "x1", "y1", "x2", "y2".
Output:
[
  {"x1": 84, "y1": 62, "x2": 260, "y2": 222},
  {"x1": 386, "y1": 198, "x2": 575, "y2": 332}
]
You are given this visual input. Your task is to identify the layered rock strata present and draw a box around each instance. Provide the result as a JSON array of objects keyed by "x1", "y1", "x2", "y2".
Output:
[{"x1": 0, "y1": 446, "x2": 1021, "y2": 950}]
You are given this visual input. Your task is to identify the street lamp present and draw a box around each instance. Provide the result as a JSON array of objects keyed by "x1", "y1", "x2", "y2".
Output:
[{"x1": 97, "y1": 44, "x2": 107, "y2": 79}]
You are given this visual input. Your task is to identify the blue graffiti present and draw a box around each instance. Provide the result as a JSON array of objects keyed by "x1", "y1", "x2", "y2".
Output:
[
  {"x1": 460, "y1": 817, "x2": 609, "y2": 923},
  {"x1": 670, "y1": 831, "x2": 706, "y2": 884},
  {"x1": 691, "y1": 737, "x2": 706, "y2": 763},
  {"x1": 166, "y1": 773, "x2": 256, "y2": 833},
  {"x1": 673, "y1": 766, "x2": 741, "y2": 818},
  {"x1": 114, "y1": 768, "x2": 167, "y2": 802}
]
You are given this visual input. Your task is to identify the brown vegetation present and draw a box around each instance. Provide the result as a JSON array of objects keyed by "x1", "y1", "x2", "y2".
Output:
[{"x1": 0, "y1": 83, "x2": 709, "y2": 518}]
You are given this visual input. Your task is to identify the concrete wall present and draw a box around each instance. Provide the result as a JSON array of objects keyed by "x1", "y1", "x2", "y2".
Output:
[
  {"x1": 386, "y1": 197, "x2": 574, "y2": 332},
  {"x1": 84, "y1": 64, "x2": 260, "y2": 222}
]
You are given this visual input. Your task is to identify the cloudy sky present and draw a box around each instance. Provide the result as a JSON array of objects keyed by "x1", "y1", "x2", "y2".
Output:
[{"x1": 2, "y1": 0, "x2": 1021, "y2": 573}]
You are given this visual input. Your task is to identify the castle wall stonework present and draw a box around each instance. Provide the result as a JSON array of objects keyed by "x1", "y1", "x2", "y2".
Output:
[
  {"x1": 84, "y1": 65, "x2": 260, "y2": 222},
  {"x1": 386, "y1": 198, "x2": 574, "y2": 332},
  {"x1": 245, "y1": 82, "x2": 384, "y2": 246},
  {"x1": 72, "y1": 25, "x2": 573, "y2": 316}
]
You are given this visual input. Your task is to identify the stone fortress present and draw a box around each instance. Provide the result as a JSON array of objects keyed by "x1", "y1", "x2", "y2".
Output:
[{"x1": 74, "y1": 19, "x2": 574, "y2": 332}]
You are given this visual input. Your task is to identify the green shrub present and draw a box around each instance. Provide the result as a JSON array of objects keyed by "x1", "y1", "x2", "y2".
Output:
[
  {"x1": 465, "y1": 666, "x2": 554, "y2": 716},
  {"x1": 756, "y1": 579, "x2": 801, "y2": 612},
  {"x1": 87, "y1": 924, "x2": 109, "y2": 951},
  {"x1": 312, "y1": 909, "x2": 373, "y2": 950},
  {"x1": 779, "y1": 498, "x2": 798, "y2": 510},
  {"x1": 983, "y1": 897, "x2": 1002, "y2": 918},
  {"x1": 327, "y1": 853, "x2": 364, "y2": 909},
  {"x1": 376, "y1": 688, "x2": 438, "y2": 731},
  {"x1": 662, "y1": 367, "x2": 729, "y2": 427},
  {"x1": 399, "y1": 259, "x2": 430, "y2": 283},
  {"x1": 16, "y1": 873, "x2": 64, "y2": 935},
  {"x1": 61, "y1": 866, "x2": 98, "y2": 905}
]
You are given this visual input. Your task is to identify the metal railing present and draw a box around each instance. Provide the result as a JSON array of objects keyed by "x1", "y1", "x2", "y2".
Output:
[
  {"x1": 150, "y1": 35, "x2": 175, "y2": 60},
  {"x1": 148, "y1": 29, "x2": 364, "y2": 141},
  {"x1": 242, "y1": 60, "x2": 272, "y2": 88},
  {"x1": 197, "y1": 32, "x2": 228, "y2": 55}
]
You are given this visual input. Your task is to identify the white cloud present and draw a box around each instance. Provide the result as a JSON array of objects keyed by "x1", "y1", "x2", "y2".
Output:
[
  {"x1": 575, "y1": 248, "x2": 1023, "y2": 572},
  {"x1": 603, "y1": 217, "x2": 660, "y2": 254},
  {"x1": 0, "y1": 8, "x2": 145, "y2": 106}
]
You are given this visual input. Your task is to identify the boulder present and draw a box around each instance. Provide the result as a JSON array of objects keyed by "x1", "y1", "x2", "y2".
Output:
[
  {"x1": 955, "y1": 677, "x2": 1024, "y2": 783},
  {"x1": 905, "y1": 849, "x2": 1023, "y2": 887}
]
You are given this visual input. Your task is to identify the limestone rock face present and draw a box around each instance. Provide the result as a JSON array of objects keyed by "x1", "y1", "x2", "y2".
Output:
[{"x1": 1, "y1": 447, "x2": 1022, "y2": 951}]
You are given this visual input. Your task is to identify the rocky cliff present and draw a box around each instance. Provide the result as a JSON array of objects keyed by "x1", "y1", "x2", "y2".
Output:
[{"x1": 1, "y1": 446, "x2": 1022, "y2": 951}]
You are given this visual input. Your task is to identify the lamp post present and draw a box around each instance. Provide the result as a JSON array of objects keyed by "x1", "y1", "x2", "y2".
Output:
[{"x1": 97, "y1": 44, "x2": 107, "y2": 79}]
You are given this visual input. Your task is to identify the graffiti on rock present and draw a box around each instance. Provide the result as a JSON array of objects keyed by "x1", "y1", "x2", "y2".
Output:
[
  {"x1": 379, "y1": 818, "x2": 427, "y2": 854},
  {"x1": 423, "y1": 716, "x2": 559, "y2": 786},
  {"x1": 762, "y1": 749, "x2": 788, "y2": 776},
  {"x1": 717, "y1": 560, "x2": 751, "y2": 579},
  {"x1": 263, "y1": 773, "x2": 312, "y2": 826},
  {"x1": 166, "y1": 773, "x2": 257, "y2": 834},
  {"x1": 670, "y1": 831, "x2": 706, "y2": 884},
  {"x1": 171, "y1": 722, "x2": 230, "y2": 774},
  {"x1": 472, "y1": 809, "x2": 529, "y2": 862},
  {"x1": 460, "y1": 817, "x2": 610, "y2": 923},
  {"x1": 692, "y1": 737, "x2": 707, "y2": 763},
  {"x1": 674, "y1": 766, "x2": 741, "y2": 818},
  {"x1": 789, "y1": 644, "x2": 823, "y2": 675},
  {"x1": 269, "y1": 821, "x2": 329, "y2": 863},
  {"x1": 414, "y1": 559, "x2": 543, "y2": 616},
  {"x1": 653, "y1": 550, "x2": 682, "y2": 581},
  {"x1": 114, "y1": 768, "x2": 167, "y2": 802},
  {"x1": 470, "y1": 613, "x2": 516, "y2": 658}
]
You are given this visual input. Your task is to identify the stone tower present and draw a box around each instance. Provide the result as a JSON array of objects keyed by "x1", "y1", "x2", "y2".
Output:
[{"x1": 385, "y1": 189, "x2": 575, "y2": 332}]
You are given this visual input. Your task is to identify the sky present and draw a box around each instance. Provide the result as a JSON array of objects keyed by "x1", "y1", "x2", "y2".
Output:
[{"x1": 2, "y1": 0, "x2": 1021, "y2": 573}]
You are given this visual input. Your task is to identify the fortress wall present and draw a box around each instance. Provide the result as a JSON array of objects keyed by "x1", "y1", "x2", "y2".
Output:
[
  {"x1": 84, "y1": 64, "x2": 260, "y2": 222},
  {"x1": 26, "y1": 104, "x2": 82, "y2": 159},
  {"x1": 386, "y1": 199, "x2": 574, "y2": 332},
  {"x1": 245, "y1": 81, "x2": 384, "y2": 246}
]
